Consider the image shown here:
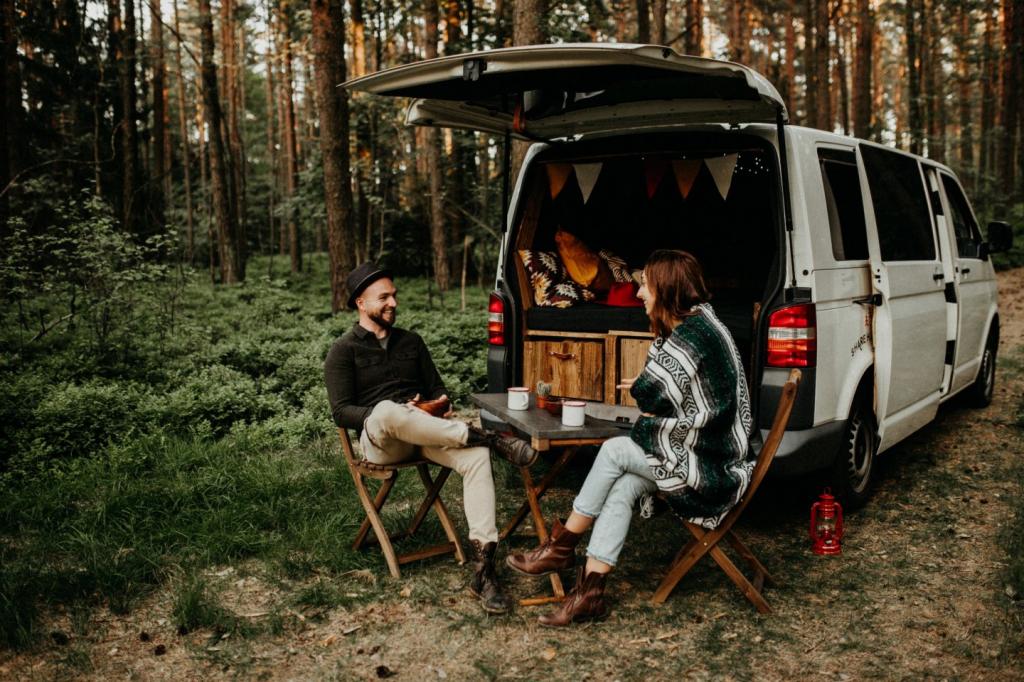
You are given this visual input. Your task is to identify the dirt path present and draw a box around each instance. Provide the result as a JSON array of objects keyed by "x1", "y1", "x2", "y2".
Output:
[{"x1": 4, "y1": 270, "x2": 1024, "y2": 681}]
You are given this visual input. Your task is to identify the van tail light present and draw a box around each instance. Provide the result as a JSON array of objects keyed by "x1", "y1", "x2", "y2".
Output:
[
  {"x1": 767, "y1": 304, "x2": 817, "y2": 367},
  {"x1": 488, "y1": 293, "x2": 506, "y2": 346}
]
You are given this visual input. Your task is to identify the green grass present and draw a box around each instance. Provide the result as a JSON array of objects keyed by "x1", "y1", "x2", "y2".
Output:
[{"x1": 0, "y1": 255, "x2": 495, "y2": 649}]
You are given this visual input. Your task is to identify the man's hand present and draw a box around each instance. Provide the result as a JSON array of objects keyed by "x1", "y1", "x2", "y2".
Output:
[
  {"x1": 409, "y1": 394, "x2": 452, "y2": 418},
  {"x1": 439, "y1": 394, "x2": 454, "y2": 419}
]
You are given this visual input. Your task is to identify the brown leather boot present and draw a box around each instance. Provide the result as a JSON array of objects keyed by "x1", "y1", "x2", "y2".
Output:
[
  {"x1": 505, "y1": 519, "x2": 580, "y2": 576},
  {"x1": 468, "y1": 540, "x2": 511, "y2": 615},
  {"x1": 538, "y1": 568, "x2": 609, "y2": 627},
  {"x1": 466, "y1": 425, "x2": 538, "y2": 467}
]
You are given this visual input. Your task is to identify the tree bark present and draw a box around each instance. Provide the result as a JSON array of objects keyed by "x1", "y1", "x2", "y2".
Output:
[
  {"x1": 172, "y1": 0, "x2": 195, "y2": 263},
  {"x1": 150, "y1": 0, "x2": 167, "y2": 235},
  {"x1": 636, "y1": 0, "x2": 650, "y2": 43},
  {"x1": 0, "y1": 0, "x2": 20, "y2": 232},
  {"x1": 998, "y1": 0, "x2": 1020, "y2": 195},
  {"x1": 651, "y1": 0, "x2": 666, "y2": 44},
  {"x1": 120, "y1": 0, "x2": 140, "y2": 233},
  {"x1": 782, "y1": 0, "x2": 796, "y2": 123},
  {"x1": 853, "y1": 0, "x2": 872, "y2": 138},
  {"x1": 311, "y1": 0, "x2": 356, "y2": 312},
  {"x1": 813, "y1": 0, "x2": 831, "y2": 130},
  {"x1": 424, "y1": 0, "x2": 449, "y2": 290},
  {"x1": 277, "y1": 2, "x2": 301, "y2": 272},
  {"x1": 198, "y1": 0, "x2": 242, "y2": 282},
  {"x1": 979, "y1": 0, "x2": 997, "y2": 183},
  {"x1": 684, "y1": 0, "x2": 703, "y2": 55},
  {"x1": 263, "y1": 9, "x2": 276, "y2": 268},
  {"x1": 511, "y1": 0, "x2": 546, "y2": 185},
  {"x1": 906, "y1": 0, "x2": 923, "y2": 155}
]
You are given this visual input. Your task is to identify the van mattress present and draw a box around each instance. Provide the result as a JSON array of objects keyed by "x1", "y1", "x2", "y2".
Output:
[{"x1": 524, "y1": 301, "x2": 755, "y2": 348}]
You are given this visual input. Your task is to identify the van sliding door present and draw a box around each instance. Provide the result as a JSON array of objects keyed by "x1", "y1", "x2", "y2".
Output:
[{"x1": 855, "y1": 144, "x2": 946, "y2": 453}]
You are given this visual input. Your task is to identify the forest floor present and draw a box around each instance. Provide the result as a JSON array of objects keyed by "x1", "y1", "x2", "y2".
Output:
[{"x1": 3, "y1": 270, "x2": 1024, "y2": 681}]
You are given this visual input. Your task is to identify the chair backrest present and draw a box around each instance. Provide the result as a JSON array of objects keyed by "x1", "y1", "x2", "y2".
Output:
[
  {"x1": 337, "y1": 428, "x2": 360, "y2": 469},
  {"x1": 726, "y1": 368, "x2": 802, "y2": 520}
]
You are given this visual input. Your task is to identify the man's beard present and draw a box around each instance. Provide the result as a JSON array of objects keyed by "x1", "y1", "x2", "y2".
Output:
[{"x1": 368, "y1": 307, "x2": 396, "y2": 329}]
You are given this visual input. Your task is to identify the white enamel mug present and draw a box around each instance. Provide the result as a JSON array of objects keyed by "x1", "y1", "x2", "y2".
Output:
[
  {"x1": 507, "y1": 387, "x2": 530, "y2": 410},
  {"x1": 561, "y1": 400, "x2": 586, "y2": 427}
]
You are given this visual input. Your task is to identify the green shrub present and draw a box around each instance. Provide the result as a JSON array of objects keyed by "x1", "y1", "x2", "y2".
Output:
[{"x1": 159, "y1": 365, "x2": 286, "y2": 438}]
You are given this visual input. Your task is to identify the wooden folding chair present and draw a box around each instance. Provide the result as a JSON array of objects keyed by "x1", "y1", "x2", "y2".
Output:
[
  {"x1": 338, "y1": 428, "x2": 466, "y2": 578},
  {"x1": 652, "y1": 368, "x2": 801, "y2": 613}
]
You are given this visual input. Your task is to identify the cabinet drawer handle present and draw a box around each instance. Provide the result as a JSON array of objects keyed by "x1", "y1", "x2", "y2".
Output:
[{"x1": 548, "y1": 351, "x2": 576, "y2": 361}]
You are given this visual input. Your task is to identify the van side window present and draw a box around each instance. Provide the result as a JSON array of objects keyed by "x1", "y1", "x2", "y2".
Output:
[
  {"x1": 818, "y1": 149, "x2": 868, "y2": 261},
  {"x1": 859, "y1": 145, "x2": 936, "y2": 261},
  {"x1": 940, "y1": 174, "x2": 983, "y2": 259}
]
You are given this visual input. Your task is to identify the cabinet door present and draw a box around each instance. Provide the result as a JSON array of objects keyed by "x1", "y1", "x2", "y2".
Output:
[
  {"x1": 618, "y1": 338, "x2": 651, "y2": 406},
  {"x1": 523, "y1": 340, "x2": 604, "y2": 401}
]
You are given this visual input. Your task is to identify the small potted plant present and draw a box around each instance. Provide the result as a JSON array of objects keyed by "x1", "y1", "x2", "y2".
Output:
[{"x1": 535, "y1": 381, "x2": 561, "y2": 416}]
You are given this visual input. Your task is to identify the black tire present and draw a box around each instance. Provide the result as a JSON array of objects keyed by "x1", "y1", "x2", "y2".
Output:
[
  {"x1": 965, "y1": 342, "x2": 996, "y2": 408},
  {"x1": 829, "y1": 399, "x2": 878, "y2": 510}
]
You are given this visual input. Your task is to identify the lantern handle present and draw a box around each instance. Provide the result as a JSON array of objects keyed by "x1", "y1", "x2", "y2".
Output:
[
  {"x1": 809, "y1": 501, "x2": 820, "y2": 541},
  {"x1": 834, "y1": 500, "x2": 844, "y2": 538}
]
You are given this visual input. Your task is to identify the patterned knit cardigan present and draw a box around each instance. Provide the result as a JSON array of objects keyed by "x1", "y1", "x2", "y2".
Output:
[{"x1": 630, "y1": 303, "x2": 754, "y2": 529}]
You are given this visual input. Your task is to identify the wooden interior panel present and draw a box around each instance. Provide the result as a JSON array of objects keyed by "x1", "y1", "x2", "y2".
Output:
[
  {"x1": 524, "y1": 339, "x2": 604, "y2": 401},
  {"x1": 619, "y1": 338, "x2": 652, "y2": 406}
]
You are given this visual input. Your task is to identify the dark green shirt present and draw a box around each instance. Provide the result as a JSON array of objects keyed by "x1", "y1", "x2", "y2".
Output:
[{"x1": 324, "y1": 324, "x2": 447, "y2": 430}]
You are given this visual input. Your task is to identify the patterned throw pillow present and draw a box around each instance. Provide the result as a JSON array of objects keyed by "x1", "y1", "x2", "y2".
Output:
[
  {"x1": 599, "y1": 249, "x2": 643, "y2": 285},
  {"x1": 519, "y1": 250, "x2": 597, "y2": 308}
]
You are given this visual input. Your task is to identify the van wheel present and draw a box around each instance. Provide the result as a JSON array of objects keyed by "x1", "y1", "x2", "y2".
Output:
[
  {"x1": 965, "y1": 343, "x2": 996, "y2": 408},
  {"x1": 830, "y1": 401, "x2": 877, "y2": 510}
]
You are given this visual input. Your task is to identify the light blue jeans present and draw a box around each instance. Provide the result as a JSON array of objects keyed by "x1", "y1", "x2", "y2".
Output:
[{"x1": 572, "y1": 436, "x2": 658, "y2": 567}]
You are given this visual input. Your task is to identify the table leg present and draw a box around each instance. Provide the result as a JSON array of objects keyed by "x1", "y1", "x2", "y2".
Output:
[
  {"x1": 499, "y1": 447, "x2": 578, "y2": 541},
  {"x1": 519, "y1": 465, "x2": 565, "y2": 602}
]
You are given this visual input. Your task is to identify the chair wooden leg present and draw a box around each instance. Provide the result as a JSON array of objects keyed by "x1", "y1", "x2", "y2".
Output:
[
  {"x1": 406, "y1": 465, "x2": 448, "y2": 537},
  {"x1": 416, "y1": 464, "x2": 466, "y2": 565},
  {"x1": 652, "y1": 532, "x2": 717, "y2": 604},
  {"x1": 499, "y1": 447, "x2": 577, "y2": 541},
  {"x1": 522, "y1": 465, "x2": 565, "y2": 603},
  {"x1": 350, "y1": 472, "x2": 402, "y2": 579},
  {"x1": 353, "y1": 474, "x2": 397, "y2": 550},
  {"x1": 707, "y1": 545, "x2": 771, "y2": 614},
  {"x1": 725, "y1": 530, "x2": 776, "y2": 588}
]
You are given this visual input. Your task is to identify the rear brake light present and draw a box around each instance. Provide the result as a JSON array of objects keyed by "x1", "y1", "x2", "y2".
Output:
[
  {"x1": 488, "y1": 293, "x2": 505, "y2": 345},
  {"x1": 766, "y1": 304, "x2": 817, "y2": 367}
]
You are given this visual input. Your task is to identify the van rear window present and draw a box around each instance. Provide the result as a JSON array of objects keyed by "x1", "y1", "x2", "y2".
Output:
[
  {"x1": 859, "y1": 145, "x2": 936, "y2": 261},
  {"x1": 818, "y1": 149, "x2": 868, "y2": 261}
]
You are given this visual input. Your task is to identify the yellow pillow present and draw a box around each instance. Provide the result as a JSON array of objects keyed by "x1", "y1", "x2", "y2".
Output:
[{"x1": 555, "y1": 229, "x2": 608, "y2": 288}]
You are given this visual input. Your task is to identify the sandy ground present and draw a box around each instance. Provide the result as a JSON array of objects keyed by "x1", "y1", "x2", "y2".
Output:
[{"x1": 3, "y1": 269, "x2": 1024, "y2": 681}]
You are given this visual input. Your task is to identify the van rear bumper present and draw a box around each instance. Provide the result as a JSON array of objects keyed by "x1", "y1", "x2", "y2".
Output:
[
  {"x1": 763, "y1": 421, "x2": 846, "y2": 477},
  {"x1": 482, "y1": 408, "x2": 846, "y2": 478}
]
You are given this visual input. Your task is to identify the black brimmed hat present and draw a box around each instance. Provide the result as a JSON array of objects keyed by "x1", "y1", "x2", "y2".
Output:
[{"x1": 346, "y1": 262, "x2": 393, "y2": 309}]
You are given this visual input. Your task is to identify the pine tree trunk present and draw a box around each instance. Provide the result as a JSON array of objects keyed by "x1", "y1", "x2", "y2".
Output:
[
  {"x1": 651, "y1": 0, "x2": 666, "y2": 44},
  {"x1": 979, "y1": 1, "x2": 996, "y2": 188},
  {"x1": 198, "y1": 0, "x2": 241, "y2": 283},
  {"x1": 782, "y1": 0, "x2": 796, "y2": 122},
  {"x1": 803, "y1": 0, "x2": 817, "y2": 126},
  {"x1": 836, "y1": 16, "x2": 850, "y2": 136},
  {"x1": 813, "y1": 0, "x2": 831, "y2": 130},
  {"x1": 424, "y1": 0, "x2": 449, "y2": 290},
  {"x1": 511, "y1": 0, "x2": 546, "y2": 183},
  {"x1": 278, "y1": 3, "x2": 301, "y2": 272},
  {"x1": 923, "y1": 0, "x2": 944, "y2": 163},
  {"x1": 636, "y1": 0, "x2": 650, "y2": 43},
  {"x1": 311, "y1": 0, "x2": 356, "y2": 311},
  {"x1": 998, "y1": 0, "x2": 1020, "y2": 195},
  {"x1": 150, "y1": 0, "x2": 166, "y2": 235},
  {"x1": 0, "y1": 0, "x2": 20, "y2": 233},
  {"x1": 118, "y1": 0, "x2": 139, "y2": 233},
  {"x1": 263, "y1": 13, "x2": 276, "y2": 267},
  {"x1": 853, "y1": 0, "x2": 872, "y2": 138},
  {"x1": 172, "y1": 0, "x2": 195, "y2": 263},
  {"x1": 684, "y1": 0, "x2": 703, "y2": 55},
  {"x1": 956, "y1": 4, "x2": 973, "y2": 175},
  {"x1": 906, "y1": 0, "x2": 923, "y2": 155}
]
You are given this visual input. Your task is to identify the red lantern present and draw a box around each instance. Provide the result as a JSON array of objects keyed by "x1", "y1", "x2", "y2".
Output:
[{"x1": 810, "y1": 488, "x2": 844, "y2": 555}]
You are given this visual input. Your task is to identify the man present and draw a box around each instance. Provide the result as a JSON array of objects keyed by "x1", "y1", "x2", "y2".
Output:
[{"x1": 325, "y1": 262, "x2": 537, "y2": 614}]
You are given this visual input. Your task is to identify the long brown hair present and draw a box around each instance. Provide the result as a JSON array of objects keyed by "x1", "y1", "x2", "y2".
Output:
[{"x1": 644, "y1": 250, "x2": 711, "y2": 338}]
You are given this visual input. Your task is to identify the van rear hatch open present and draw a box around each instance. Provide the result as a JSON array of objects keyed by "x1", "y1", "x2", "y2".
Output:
[{"x1": 342, "y1": 43, "x2": 788, "y2": 138}]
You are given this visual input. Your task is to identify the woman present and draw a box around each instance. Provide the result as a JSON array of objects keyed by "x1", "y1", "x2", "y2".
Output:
[{"x1": 506, "y1": 249, "x2": 754, "y2": 626}]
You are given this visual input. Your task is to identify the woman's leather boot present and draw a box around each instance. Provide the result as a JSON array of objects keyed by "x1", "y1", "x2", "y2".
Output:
[
  {"x1": 505, "y1": 519, "x2": 580, "y2": 576},
  {"x1": 469, "y1": 540, "x2": 511, "y2": 615},
  {"x1": 538, "y1": 568, "x2": 609, "y2": 627}
]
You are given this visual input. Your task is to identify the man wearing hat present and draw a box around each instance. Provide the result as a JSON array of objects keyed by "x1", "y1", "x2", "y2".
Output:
[{"x1": 325, "y1": 262, "x2": 537, "y2": 614}]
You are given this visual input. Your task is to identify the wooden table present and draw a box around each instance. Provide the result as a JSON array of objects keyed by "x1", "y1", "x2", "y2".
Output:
[{"x1": 471, "y1": 393, "x2": 632, "y2": 606}]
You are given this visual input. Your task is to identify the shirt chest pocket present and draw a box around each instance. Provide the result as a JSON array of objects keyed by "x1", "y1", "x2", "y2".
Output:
[
  {"x1": 354, "y1": 351, "x2": 386, "y2": 368},
  {"x1": 393, "y1": 349, "x2": 419, "y2": 368}
]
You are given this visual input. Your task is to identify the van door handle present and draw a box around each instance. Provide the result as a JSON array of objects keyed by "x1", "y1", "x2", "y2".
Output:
[
  {"x1": 961, "y1": 267, "x2": 971, "y2": 275},
  {"x1": 932, "y1": 273, "x2": 945, "y2": 281},
  {"x1": 548, "y1": 351, "x2": 576, "y2": 361},
  {"x1": 854, "y1": 294, "x2": 882, "y2": 306}
]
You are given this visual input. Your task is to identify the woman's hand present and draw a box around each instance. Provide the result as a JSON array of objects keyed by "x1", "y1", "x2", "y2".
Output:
[
  {"x1": 615, "y1": 376, "x2": 638, "y2": 390},
  {"x1": 641, "y1": 412, "x2": 655, "y2": 418}
]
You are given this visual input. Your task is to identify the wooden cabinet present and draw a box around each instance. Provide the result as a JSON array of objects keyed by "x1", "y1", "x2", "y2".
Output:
[
  {"x1": 524, "y1": 330, "x2": 653, "y2": 405},
  {"x1": 524, "y1": 338, "x2": 604, "y2": 401}
]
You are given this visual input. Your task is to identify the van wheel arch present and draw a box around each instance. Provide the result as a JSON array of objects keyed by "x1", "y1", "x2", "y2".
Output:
[
  {"x1": 828, "y1": 375, "x2": 878, "y2": 510},
  {"x1": 965, "y1": 317, "x2": 999, "y2": 408}
]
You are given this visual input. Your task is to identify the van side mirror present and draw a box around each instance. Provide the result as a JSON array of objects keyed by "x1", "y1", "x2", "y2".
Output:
[{"x1": 987, "y1": 221, "x2": 1013, "y2": 254}]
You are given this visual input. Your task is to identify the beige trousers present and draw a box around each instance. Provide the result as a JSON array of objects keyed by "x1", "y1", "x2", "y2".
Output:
[{"x1": 359, "y1": 400, "x2": 498, "y2": 544}]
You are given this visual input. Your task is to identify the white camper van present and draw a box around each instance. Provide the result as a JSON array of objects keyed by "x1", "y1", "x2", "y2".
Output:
[{"x1": 346, "y1": 44, "x2": 1013, "y2": 507}]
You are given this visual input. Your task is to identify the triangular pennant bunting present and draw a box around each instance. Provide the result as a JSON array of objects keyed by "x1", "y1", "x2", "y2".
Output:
[
  {"x1": 573, "y1": 163, "x2": 603, "y2": 203},
  {"x1": 546, "y1": 163, "x2": 573, "y2": 199},
  {"x1": 671, "y1": 159, "x2": 702, "y2": 199},
  {"x1": 644, "y1": 159, "x2": 669, "y2": 199},
  {"x1": 705, "y1": 154, "x2": 738, "y2": 200}
]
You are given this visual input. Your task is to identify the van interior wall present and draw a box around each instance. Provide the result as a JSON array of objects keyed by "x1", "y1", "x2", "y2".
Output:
[{"x1": 526, "y1": 138, "x2": 780, "y2": 366}]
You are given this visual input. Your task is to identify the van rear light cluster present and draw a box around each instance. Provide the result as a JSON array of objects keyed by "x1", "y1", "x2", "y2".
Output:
[
  {"x1": 488, "y1": 293, "x2": 506, "y2": 345},
  {"x1": 766, "y1": 304, "x2": 817, "y2": 367}
]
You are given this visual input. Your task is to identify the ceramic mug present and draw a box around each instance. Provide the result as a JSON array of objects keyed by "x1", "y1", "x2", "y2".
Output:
[
  {"x1": 561, "y1": 400, "x2": 586, "y2": 427},
  {"x1": 507, "y1": 387, "x2": 530, "y2": 411}
]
